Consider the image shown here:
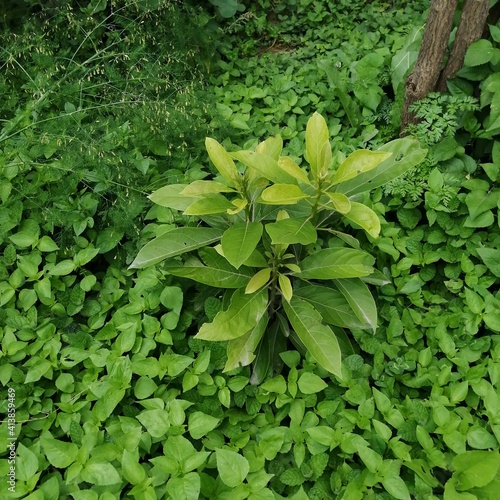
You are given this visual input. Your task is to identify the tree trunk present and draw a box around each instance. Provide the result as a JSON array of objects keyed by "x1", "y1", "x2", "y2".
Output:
[
  {"x1": 437, "y1": 0, "x2": 490, "y2": 91},
  {"x1": 400, "y1": 0, "x2": 458, "y2": 134}
]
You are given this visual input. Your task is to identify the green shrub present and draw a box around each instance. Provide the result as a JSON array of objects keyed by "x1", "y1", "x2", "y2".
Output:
[{"x1": 131, "y1": 111, "x2": 426, "y2": 381}]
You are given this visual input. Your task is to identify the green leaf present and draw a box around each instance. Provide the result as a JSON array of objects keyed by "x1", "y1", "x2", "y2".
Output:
[
  {"x1": 81, "y1": 462, "x2": 121, "y2": 486},
  {"x1": 256, "y1": 134, "x2": 283, "y2": 159},
  {"x1": 306, "y1": 112, "x2": 329, "y2": 178},
  {"x1": 299, "y1": 248, "x2": 375, "y2": 279},
  {"x1": 148, "y1": 184, "x2": 198, "y2": 211},
  {"x1": 260, "y1": 184, "x2": 308, "y2": 204},
  {"x1": 166, "y1": 473, "x2": 201, "y2": 500},
  {"x1": 325, "y1": 192, "x2": 351, "y2": 214},
  {"x1": 477, "y1": 248, "x2": 500, "y2": 277},
  {"x1": 283, "y1": 297, "x2": 342, "y2": 377},
  {"x1": 381, "y1": 475, "x2": 411, "y2": 500},
  {"x1": 295, "y1": 284, "x2": 366, "y2": 329},
  {"x1": 342, "y1": 201, "x2": 381, "y2": 238},
  {"x1": 16, "y1": 443, "x2": 39, "y2": 482},
  {"x1": 333, "y1": 278, "x2": 377, "y2": 332},
  {"x1": 278, "y1": 156, "x2": 311, "y2": 184},
  {"x1": 465, "y1": 39, "x2": 494, "y2": 66},
  {"x1": 96, "y1": 227, "x2": 124, "y2": 253},
  {"x1": 165, "y1": 248, "x2": 252, "y2": 289},
  {"x1": 206, "y1": 138, "x2": 240, "y2": 184},
  {"x1": 278, "y1": 273, "x2": 293, "y2": 302},
  {"x1": 181, "y1": 180, "x2": 235, "y2": 195},
  {"x1": 221, "y1": 222, "x2": 263, "y2": 269},
  {"x1": 337, "y1": 138, "x2": 427, "y2": 196},
  {"x1": 265, "y1": 218, "x2": 317, "y2": 245},
  {"x1": 129, "y1": 227, "x2": 224, "y2": 269},
  {"x1": 298, "y1": 372, "x2": 328, "y2": 394},
  {"x1": 196, "y1": 288, "x2": 268, "y2": 341},
  {"x1": 452, "y1": 451, "x2": 500, "y2": 489},
  {"x1": 188, "y1": 411, "x2": 220, "y2": 439},
  {"x1": 224, "y1": 313, "x2": 268, "y2": 372},
  {"x1": 48, "y1": 260, "x2": 75, "y2": 276},
  {"x1": 122, "y1": 449, "x2": 146, "y2": 485},
  {"x1": 231, "y1": 150, "x2": 296, "y2": 184},
  {"x1": 216, "y1": 448, "x2": 250, "y2": 488},
  {"x1": 332, "y1": 150, "x2": 392, "y2": 184},
  {"x1": 38, "y1": 236, "x2": 59, "y2": 252},
  {"x1": 245, "y1": 268, "x2": 272, "y2": 294},
  {"x1": 184, "y1": 195, "x2": 234, "y2": 215},
  {"x1": 137, "y1": 409, "x2": 170, "y2": 438},
  {"x1": 42, "y1": 437, "x2": 79, "y2": 468}
]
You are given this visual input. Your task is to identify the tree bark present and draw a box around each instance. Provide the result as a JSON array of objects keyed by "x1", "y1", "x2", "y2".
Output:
[
  {"x1": 400, "y1": 0, "x2": 458, "y2": 134},
  {"x1": 437, "y1": 0, "x2": 490, "y2": 91}
]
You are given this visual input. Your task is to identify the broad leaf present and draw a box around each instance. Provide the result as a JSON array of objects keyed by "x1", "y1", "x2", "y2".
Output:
[
  {"x1": 299, "y1": 248, "x2": 375, "y2": 279},
  {"x1": 129, "y1": 227, "x2": 223, "y2": 269},
  {"x1": 334, "y1": 278, "x2": 377, "y2": 332},
  {"x1": 224, "y1": 313, "x2": 268, "y2": 372},
  {"x1": 265, "y1": 218, "x2": 317, "y2": 245},
  {"x1": 336, "y1": 138, "x2": 427, "y2": 196},
  {"x1": 256, "y1": 134, "x2": 283, "y2": 159},
  {"x1": 205, "y1": 138, "x2": 240, "y2": 184},
  {"x1": 184, "y1": 195, "x2": 234, "y2": 215},
  {"x1": 306, "y1": 112, "x2": 329, "y2": 178},
  {"x1": 148, "y1": 184, "x2": 196, "y2": 211},
  {"x1": 221, "y1": 221, "x2": 263, "y2": 269},
  {"x1": 326, "y1": 192, "x2": 351, "y2": 214},
  {"x1": 295, "y1": 285, "x2": 366, "y2": 329},
  {"x1": 165, "y1": 249, "x2": 252, "y2": 289},
  {"x1": 332, "y1": 150, "x2": 392, "y2": 185},
  {"x1": 477, "y1": 248, "x2": 500, "y2": 277},
  {"x1": 196, "y1": 288, "x2": 268, "y2": 341},
  {"x1": 278, "y1": 156, "x2": 311, "y2": 184},
  {"x1": 216, "y1": 449, "x2": 250, "y2": 488},
  {"x1": 260, "y1": 184, "x2": 308, "y2": 204},
  {"x1": 342, "y1": 201, "x2": 381, "y2": 238},
  {"x1": 181, "y1": 180, "x2": 235, "y2": 195},
  {"x1": 245, "y1": 268, "x2": 272, "y2": 294},
  {"x1": 284, "y1": 297, "x2": 342, "y2": 377},
  {"x1": 231, "y1": 150, "x2": 296, "y2": 184}
]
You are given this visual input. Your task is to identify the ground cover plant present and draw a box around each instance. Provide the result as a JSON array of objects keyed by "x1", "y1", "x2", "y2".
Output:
[{"x1": 1, "y1": 0, "x2": 500, "y2": 498}]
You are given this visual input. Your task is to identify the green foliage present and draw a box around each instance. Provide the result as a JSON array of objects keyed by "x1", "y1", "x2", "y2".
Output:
[
  {"x1": 132, "y1": 112, "x2": 426, "y2": 379},
  {"x1": 4, "y1": 2, "x2": 500, "y2": 499}
]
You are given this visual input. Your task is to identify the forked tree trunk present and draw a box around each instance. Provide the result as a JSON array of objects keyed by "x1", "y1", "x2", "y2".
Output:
[
  {"x1": 401, "y1": 0, "x2": 458, "y2": 133},
  {"x1": 437, "y1": 0, "x2": 491, "y2": 91}
]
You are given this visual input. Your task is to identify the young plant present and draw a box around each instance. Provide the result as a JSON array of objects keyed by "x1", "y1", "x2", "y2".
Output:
[{"x1": 130, "y1": 112, "x2": 426, "y2": 381}]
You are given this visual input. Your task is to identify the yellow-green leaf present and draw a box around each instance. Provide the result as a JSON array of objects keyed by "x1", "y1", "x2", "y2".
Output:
[
  {"x1": 196, "y1": 288, "x2": 268, "y2": 341},
  {"x1": 256, "y1": 135, "x2": 283, "y2": 159},
  {"x1": 278, "y1": 274, "x2": 293, "y2": 302},
  {"x1": 224, "y1": 313, "x2": 268, "y2": 372},
  {"x1": 181, "y1": 180, "x2": 235, "y2": 196},
  {"x1": 245, "y1": 268, "x2": 272, "y2": 294},
  {"x1": 231, "y1": 150, "x2": 296, "y2": 184},
  {"x1": 206, "y1": 138, "x2": 240, "y2": 184},
  {"x1": 278, "y1": 156, "x2": 311, "y2": 184},
  {"x1": 318, "y1": 140, "x2": 332, "y2": 175},
  {"x1": 326, "y1": 192, "x2": 351, "y2": 214},
  {"x1": 342, "y1": 201, "x2": 381, "y2": 238},
  {"x1": 306, "y1": 112, "x2": 329, "y2": 178},
  {"x1": 184, "y1": 195, "x2": 233, "y2": 215},
  {"x1": 148, "y1": 184, "x2": 197, "y2": 211},
  {"x1": 260, "y1": 184, "x2": 308, "y2": 205},
  {"x1": 332, "y1": 150, "x2": 392, "y2": 185},
  {"x1": 227, "y1": 198, "x2": 247, "y2": 215}
]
